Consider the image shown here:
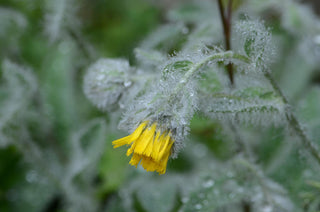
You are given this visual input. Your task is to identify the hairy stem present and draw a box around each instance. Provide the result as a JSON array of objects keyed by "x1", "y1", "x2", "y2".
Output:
[
  {"x1": 264, "y1": 71, "x2": 320, "y2": 165},
  {"x1": 236, "y1": 158, "x2": 288, "y2": 210},
  {"x1": 168, "y1": 51, "x2": 249, "y2": 104},
  {"x1": 209, "y1": 104, "x2": 281, "y2": 114}
]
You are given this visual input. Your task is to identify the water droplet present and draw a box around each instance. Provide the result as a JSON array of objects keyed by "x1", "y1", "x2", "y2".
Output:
[
  {"x1": 26, "y1": 170, "x2": 38, "y2": 183},
  {"x1": 228, "y1": 192, "x2": 236, "y2": 199},
  {"x1": 226, "y1": 171, "x2": 234, "y2": 178},
  {"x1": 182, "y1": 27, "x2": 189, "y2": 34},
  {"x1": 193, "y1": 144, "x2": 208, "y2": 158},
  {"x1": 314, "y1": 35, "x2": 320, "y2": 45},
  {"x1": 181, "y1": 197, "x2": 189, "y2": 203},
  {"x1": 194, "y1": 204, "x2": 202, "y2": 210},
  {"x1": 303, "y1": 169, "x2": 312, "y2": 177},
  {"x1": 124, "y1": 81, "x2": 132, "y2": 87},
  {"x1": 180, "y1": 79, "x2": 186, "y2": 84},
  {"x1": 262, "y1": 205, "x2": 273, "y2": 212},
  {"x1": 97, "y1": 74, "x2": 105, "y2": 81},
  {"x1": 236, "y1": 187, "x2": 244, "y2": 194},
  {"x1": 198, "y1": 193, "x2": 205, "y2": 199},
  {"x1": 202, "y1": 179, "x2": 214, "y2": 188}
]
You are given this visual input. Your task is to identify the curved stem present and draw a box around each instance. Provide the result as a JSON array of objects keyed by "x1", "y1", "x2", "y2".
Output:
[
  {"x1": 264, "y1": 72, "x2": 320, "y2": 165},
  {"x1": 169, "y1": 51, "x2": 249, "y2": 103}
]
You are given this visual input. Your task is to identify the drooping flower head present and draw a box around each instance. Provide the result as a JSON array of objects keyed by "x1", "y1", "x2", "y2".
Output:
[{"x1": 112, "y1": 121, "x2": 175, "y2": 174}]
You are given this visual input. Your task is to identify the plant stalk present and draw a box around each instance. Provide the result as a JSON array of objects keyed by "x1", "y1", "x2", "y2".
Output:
[
  {"x1": 264, "y1": 71, "x2": 320, "y2": 165},
  {"x1": 217, "y1": 0, "x2": 234, "y2": 85},
  {"x1": 168, "y1": 51, "x2": 249, "y2": 104}
]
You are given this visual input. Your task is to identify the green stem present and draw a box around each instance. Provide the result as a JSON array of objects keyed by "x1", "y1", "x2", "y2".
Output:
[
  {"x1": 168, "y1": 51, "x2": 249, "y2": 104},
  {"x1": 236, "y1": 158, "x2": 288, "y2": 209},
  {"x1": 209, "y1": 105, "x2": 280, "y2": 114},
  {"x1": 230, "y1": 123, "x2": 255, "y2": 162},
  {"x1": 236, "y1": 159, "x2": 271, "y2": 202},
  {"x1": 264, "y1": 72, "x2": 320, "y2": 165}
]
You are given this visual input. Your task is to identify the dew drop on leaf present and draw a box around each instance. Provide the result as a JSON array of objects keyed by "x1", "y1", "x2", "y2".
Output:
[
  {"x1": 194, "y1": 203, "x2": 202, "y2": 210},
  {"x1": 202, "y1": 179, "x2": 214, "y2": 188}
]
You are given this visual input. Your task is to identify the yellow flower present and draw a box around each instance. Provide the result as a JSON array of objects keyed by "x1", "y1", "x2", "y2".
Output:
[{"x1": 112, "y1": 121, "x2": 175, "y2": 174}]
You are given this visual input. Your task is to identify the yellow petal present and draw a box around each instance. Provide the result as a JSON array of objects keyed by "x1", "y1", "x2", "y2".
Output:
[
  {"x1": 112, "y1": 120, "x2": 175, "y2": 175},
  {"x1": 112, "y1": 135, "x2": 132, "y2": 148},
  {"x1": 155, "y1": 133, "x2": 171, "y2": 161},
  {"x1": 134, "y1": 123, "x2": 157, "y2": 155},
  {"x1": 131, "y1": 121, "x2": 148, "y2": 141},
  {"x1": 143, "y1": 130, "x2": 159, "y2": 156},
  {"x1": 152, "y1": 132, "x2": 166, "y2": 161},
  {"x1": 141, "y1": 156, "x2": 157, "y2": 172},
  {"x1": 112, "y1": 121, "x2": 148, "y2": 149},
  {"x1": 129, "y1": 153, "x2": 142, "y2": 167},
  {"x1": 157, "y1": 151, "x2": 171, "y2": 174}
]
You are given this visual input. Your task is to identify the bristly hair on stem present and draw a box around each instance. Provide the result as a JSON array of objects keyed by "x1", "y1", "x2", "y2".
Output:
[
  {"x1": 217, "y1": 0, "x2": 234, "y2": 85},
  {"x1": 264, "y1": 71, "x2": 320, "y2": 165}
]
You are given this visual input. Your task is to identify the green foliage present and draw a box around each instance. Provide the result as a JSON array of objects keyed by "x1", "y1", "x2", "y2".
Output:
[{"x1": 1, "y1": 0, "x2": 320, "y2": 211}]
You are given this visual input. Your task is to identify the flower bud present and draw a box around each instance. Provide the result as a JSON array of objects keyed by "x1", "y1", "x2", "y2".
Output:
[{"x1": 83, "y1": 58, "x2": 131, "y2": 111}]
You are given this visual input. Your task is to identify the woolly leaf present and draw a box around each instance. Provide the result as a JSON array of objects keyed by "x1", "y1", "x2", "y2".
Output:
[
  {"x1": 180, "y1": 158, "x2": 294, "y2": 212},
  {"x1": 140, "y1": 23, "x2": 186, "y2": 51},
  {"x1": 198, "y1": 68, "x2": 223, "y2": 94},
  {"x1": 167, "y1": 1, "x2": 216, "y2": 23},
  {"x1": 162, "y1": 60, "x2": 193, "y2": 80},
  {"x1": 44, "y1": 0, "x2": 80, "y2": 42},
  {"x1": 136, "y1": 179, "x2": 177, "y2": 212},
  {"x1": 0, "y1": 8, "x2": 28, "y2": 57},
  {"x1": 134, "y1": 48, "x2": 165, "y2": 69},
  {"x1": 67, "y1": 119, "x2": 107, "y2": 180},
  {"x1": 200, "y1": 89, "x2": 286, "y2": 127},
  {"x1": 234, "y1": 19, "x2": 274, "y2": 72},
  {"x1": 0, "y1": 60, "x2": 37, "y2": 147}
]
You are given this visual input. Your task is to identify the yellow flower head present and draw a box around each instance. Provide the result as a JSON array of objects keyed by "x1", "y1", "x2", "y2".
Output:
[{"x1": 112, "y1": 121, "x2": 174, "y2": 174}]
